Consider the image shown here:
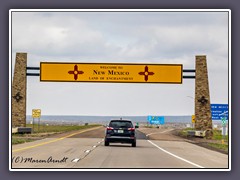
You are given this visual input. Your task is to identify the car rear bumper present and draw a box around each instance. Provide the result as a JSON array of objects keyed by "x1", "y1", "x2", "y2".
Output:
[{"x1": 105, "y1": 136, "x2": 136, "y2": 143}]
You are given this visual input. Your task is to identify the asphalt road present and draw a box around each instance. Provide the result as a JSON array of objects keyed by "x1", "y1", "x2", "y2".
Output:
[{"x1": 11, "y1": 126, "x2": 228, "y2": 169}]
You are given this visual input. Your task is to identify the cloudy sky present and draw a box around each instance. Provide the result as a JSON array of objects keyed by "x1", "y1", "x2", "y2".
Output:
[{"x1": 11, "y1": 10, "x2": 229, "y2": 116}]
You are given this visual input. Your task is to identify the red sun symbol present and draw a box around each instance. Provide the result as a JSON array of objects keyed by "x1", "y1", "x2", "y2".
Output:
[
  {"x1": 138, "y1": 66, "x2": 154, "y2": 82},
  {"x1": 68, "y1": 65, "x2": 84, "y2": 80}
]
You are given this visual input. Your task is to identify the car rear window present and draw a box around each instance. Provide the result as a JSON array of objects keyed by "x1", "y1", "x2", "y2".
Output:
[{"x1": 109, "y1": 121, "x2": 133, "y2": 128}]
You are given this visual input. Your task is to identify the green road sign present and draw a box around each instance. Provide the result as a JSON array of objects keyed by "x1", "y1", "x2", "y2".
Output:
[{"x1": 221, "y1": 117, "x2": 226, "y2": 126}]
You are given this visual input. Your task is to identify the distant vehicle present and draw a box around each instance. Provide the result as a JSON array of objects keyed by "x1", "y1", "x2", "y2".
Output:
[{"x1": 104, "y1": 119, "x2": 136, "y2": 147}]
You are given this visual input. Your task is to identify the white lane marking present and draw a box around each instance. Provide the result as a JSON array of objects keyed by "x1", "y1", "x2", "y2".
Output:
[
  {"x1": 97, "y1": 140, "x2": 104, "y2": 144},
  {"x1": 85, "y1": 150, "x2": 91, "y2": 153},
  {"x1": 72, "y1": 158, "x2": 80, "y2": 163},
  {"x1": 148, "y1": 140, "x2": 204, "y2": 168},
  {"x1": 72, "y1": 140, "x2": 103, "y2": 164},
  {"x1": 146, "y1": 129, "x2": 173, "y2": 137}
]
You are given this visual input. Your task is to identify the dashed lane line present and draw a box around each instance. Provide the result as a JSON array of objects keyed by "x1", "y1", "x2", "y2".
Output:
[
  {"x1": 71, "y1": 139, "x2": 104, "y2": 166},
  {"x1": 72, "y1": 158, "x2": 80, "y2": 163},
  {"x1": 84, "y1": 150, "x2": 91, "y2": 153}
]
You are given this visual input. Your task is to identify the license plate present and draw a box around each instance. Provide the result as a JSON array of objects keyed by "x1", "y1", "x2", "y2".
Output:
[{"x1": 118, "y1": 130, "x2": 124, "y2": 133}]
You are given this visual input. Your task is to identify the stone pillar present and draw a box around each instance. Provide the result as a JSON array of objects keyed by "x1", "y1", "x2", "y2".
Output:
[
  {"x1": 195, "y1": 55, "x2": 212, "y2": 131},
  {"x1": 12, "y1": 53, "x2": 27, "y2": 127}
]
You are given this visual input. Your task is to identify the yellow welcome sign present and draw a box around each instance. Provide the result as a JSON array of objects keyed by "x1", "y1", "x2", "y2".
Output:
[{"x1": 40, "y1": 63, "x2": 182, "y2": 84}]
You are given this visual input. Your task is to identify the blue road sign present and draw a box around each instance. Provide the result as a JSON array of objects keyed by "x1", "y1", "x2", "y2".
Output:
[
  {"x1": 211, "y1": 104, "x2": 229, "y2": 120},
  {"x1": 148, "y1": 116, "x2": 165, "y2": 125}
]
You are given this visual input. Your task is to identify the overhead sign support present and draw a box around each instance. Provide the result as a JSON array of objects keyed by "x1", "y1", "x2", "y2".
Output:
[{"x1": 13, "y1": 52, "x2": 202, "y2": 130}]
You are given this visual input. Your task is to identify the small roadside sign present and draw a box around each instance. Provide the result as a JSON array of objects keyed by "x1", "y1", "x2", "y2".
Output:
[
  {"x1": 191, "y1": 115, "x2": 195, "y2": 123},
  {"x1": 32, "y1": 109, "x2": 41, "y2": 118},
  {"x1": 221, "y1": 116, "x2": 227, "y2": 126}
]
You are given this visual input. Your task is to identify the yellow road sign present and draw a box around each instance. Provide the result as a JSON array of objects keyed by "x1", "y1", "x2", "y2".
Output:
[
  {"x1": 192, "y1": 115, "x2": 195, "y2": 123},
  {"x1": 40, "y1": 63, "x2": 182, "y2": 83},
  {"x1": 32, "y1": 109, "x2": 41, "y2": 118}
]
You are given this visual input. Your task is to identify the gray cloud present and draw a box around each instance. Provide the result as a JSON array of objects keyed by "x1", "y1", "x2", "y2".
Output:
[{"x1": 11, "y1": 10, "x2": 229, "y2": 116}]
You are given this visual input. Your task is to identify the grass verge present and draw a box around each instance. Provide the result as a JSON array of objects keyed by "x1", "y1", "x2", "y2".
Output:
[
  {"x1": 12, "y1": 138, "x2": 34, "y2": 145},
  {"x1": 207, "y1": 142, "x2": 228, "y2": 152},
  {"x1": 179, "y1": 129, "x2": 228, "y2": 141},
  {"x1": 177, "y1": 128, "x2": 228, "y2": 154}
]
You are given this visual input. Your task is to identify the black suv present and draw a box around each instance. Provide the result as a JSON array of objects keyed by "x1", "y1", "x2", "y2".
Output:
[{"x1": 104, "y1": 119, "x2": 136, "y2": 147}]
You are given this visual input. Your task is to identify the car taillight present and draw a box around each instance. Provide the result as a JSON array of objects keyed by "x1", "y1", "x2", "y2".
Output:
[
  {"x1": 107, "y1": 127, "x2": 114, "y2": 130},
  {"x1": 128, "y1": 128, "x2": 135, "y2": 131}
]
